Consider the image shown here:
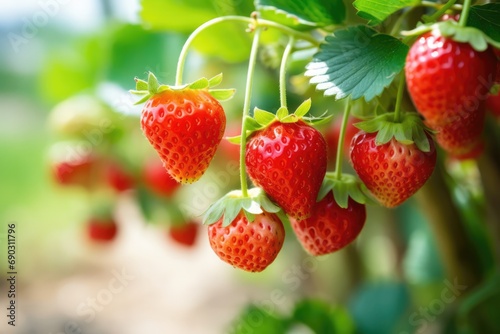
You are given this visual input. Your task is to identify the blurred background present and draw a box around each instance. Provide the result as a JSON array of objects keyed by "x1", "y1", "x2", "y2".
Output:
[{"x1": 0, "y1": 0, "x2": 499, "y2": 333}]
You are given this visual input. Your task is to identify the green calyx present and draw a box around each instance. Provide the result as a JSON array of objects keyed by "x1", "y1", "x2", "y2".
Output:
[
  {"x1": 130, "y1": 72, "x2": 235, "y2": 105},
  {"x1": 203, "y1": 187, "x2": 288, "y2": 227},
  {"x1": 318, "y1": 173, "x2": 374, "y2": 209},
  {"x1": 227, "y1": 98, "x2": 332, "y2": 144},
  {"x1": 354, "y1": 112, "x2": 433, "y2": 152},
  {"x1": 402, "y1": 21, "x2": 500, "y2": 52}
]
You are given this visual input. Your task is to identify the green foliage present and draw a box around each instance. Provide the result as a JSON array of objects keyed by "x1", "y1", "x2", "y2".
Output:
[
  {"x1": 467, "y1": 4, "x2": 500, "y2": 43},
  {"x1": 255, "y1": 0, "x2": 346, "y2": 30},
  {"x1": 305, "y1": 25, "x2": 409, "y2": 101},
  {"x1": 140, "y1": 0, "x2": 253, "y2": 62},
  {"x1": 293, "y1": 299, "x2": 356, "y2": 333},
  {"x1": 353, "y1": 0, "x2": 419, "y2": 25}
]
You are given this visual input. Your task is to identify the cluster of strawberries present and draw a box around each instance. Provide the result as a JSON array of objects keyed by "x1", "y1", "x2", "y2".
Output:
[{"x1": 48, "y1": 94, "x2": 199, "y2": 247}]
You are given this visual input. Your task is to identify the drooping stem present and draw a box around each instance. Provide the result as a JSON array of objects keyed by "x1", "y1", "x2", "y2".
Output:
[
  {"x1": 393, "y1": 73, "x2": 406, "y2": 123},
  {"x1": 420, "y1": 1, "x2": 462, "y2": 11},
  {"x1": 424, "y1": 0, "x2": 457, "y2": 23},
  {"x1": 175, "y1": 15, "x2": 318, "y2": 86},
  {"x1": 458, "y1": 0, "x2": 472, "y2": 27},
  {"x1": 239, "y1": 27, "x2": 263, "y2": 197},
  {"x1": 334, "y1": 100, "x2": 352, "y2": 180},
  {"x1": 279, "y1": 36, "x2": 295, "y2": 109}
]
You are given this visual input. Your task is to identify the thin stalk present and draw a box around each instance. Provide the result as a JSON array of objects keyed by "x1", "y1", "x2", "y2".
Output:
[
  {"x1": 334, "y1": 100, "x2": 352, "y2": 180},
  {"x1": 393, "y1": 73, "x2": 406, "y2": 123},
  {"x1": 175, "y1": 16, "x2": 319, "y2": 86},
  {"x1": 424, "y1": 0, "x2": 457, "y2": 23},
  {"x1": 421, "y1": 1, "x2": 462, "y2": 10},
  {"x1": 459, "y1": 0, "x2": 472, "y2": 27},
  {"x1": 279, "y1": 36, "x2": 295, "y2": 109},
  {"x1": 239, "y1": 27, "x2": 263, "y2": 197}
]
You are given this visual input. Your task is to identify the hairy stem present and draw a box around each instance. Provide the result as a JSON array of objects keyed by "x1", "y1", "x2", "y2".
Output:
[
  {"x1": 334, "y1": 100, "x2": 351, "y2": 180},
  {"x1": 239, "y1": 27, "x2": 263, "y2": 197},
  {"x1": 279, "y1": 36, "x2": 295, "y2": 109},
  {"x1": 175, "y1": 15, "x2": 318, "y2": 86},
  {"x1": 424, "y1": 0, "x2": 457, "y2": 23},
  {"x1": 459, "y1": 0, "x2": 472, "y2": 27}
]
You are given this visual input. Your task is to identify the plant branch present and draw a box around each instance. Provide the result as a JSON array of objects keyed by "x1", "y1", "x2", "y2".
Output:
[
  {"x1": 279, "y1": 36, "x2": 295, "y2": 109},
  {"x1": 334, "y1": 100, "x2": 351, "y2": 180}
]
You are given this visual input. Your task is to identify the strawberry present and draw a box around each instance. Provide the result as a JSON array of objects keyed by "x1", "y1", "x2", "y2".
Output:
[
  {"x1": 433, "y1": 106, "x2": 486, "y2": 159},
  {"x1": 290, "y1": 192, "x2": 366, "y2": 256},
  {"x1": 245, "y1": 120, "x2": 327, "y2": 219},
  {"x1": 350, "y1": 131, "x2": 437, "y2": 207},
  {"x1": 142, "y1": 159, "x2": 180, "y2": 197},
  {"x1": 168, "y1": 221, "x2": 199, "y2": 247},
  {"x1": 208, "y1": 210, "x2": 285, "y2": 272},
  {"x1": 51, "y1": 151, "x2": 100, "y2": 188},
  {"x1": 134, "y1": 73, "x2": 233, "y2": 184},
  {"x1": 405, "y1": 31, "x2": 497, "y2": 127},
  {"x1": 106, "y1": 160, "x2": 135, "y2": 192},
  {"x1": 87, "y1": 218, "x2": 118, "y2": 242}
]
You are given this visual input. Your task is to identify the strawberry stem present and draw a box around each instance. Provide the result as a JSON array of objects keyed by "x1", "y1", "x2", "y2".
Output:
[
  {"x1": 423, "y1": 0, "x2": 457, "y2": 23},
  {"x1": 175, "y1": 15, "x2": 319, "y2": 86},
  {"x1": 458, "y1": 0, "x2": 471, "y2": 27},
  {"x1": 240, "y1": 27, "x2": 263, "y2": 197},
  {"x1": 279, "y1": 36, "x2": 295, "y2": 109},
  {"x1": 334, "y1": 100, "x2": 352, "y2": 180},
  {"x1": 393, "y1": 72, "x2": 405, "y2": 123}
]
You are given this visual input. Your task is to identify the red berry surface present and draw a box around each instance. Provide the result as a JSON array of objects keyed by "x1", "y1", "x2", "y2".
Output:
[
  {"x1": 169, "y1": 221, "x2": 199, "y2": 247},
  {"x1": 350, "y1": 132, "x2": 437, "y2": 207},
  {"x1": 141, "y1": 89, "x2": 226, "y2": 184},
  {"x1": 143, "y1": 159, "x2": 180, "y2": 197},
  {"x1": 208, "y1": 211, "x2": 285, "y2": 272},
  {"x1": 290, "y1": 192, "x2": 366, "y2": 256},
  {"x1": 245, "y1": 120, "x2": 327, "y2": 219},
  {"x1": 405, "y1": 32, "x2": 497, "y2": 127},
  {"x1": 87, "y1": 218, "x2": 118, "y2": 242}
]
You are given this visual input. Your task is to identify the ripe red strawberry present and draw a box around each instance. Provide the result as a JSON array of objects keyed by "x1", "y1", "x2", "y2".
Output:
[
  {"x1": 405, "y1": 31, "x2": 497, "y2": 127},
  {"x1": 141, "y1": 88, "x2": 226, "y2": 184},
  {"x1": 290, "y1": 192, "x2": 366, "y2": 256},
  {"x1": 433, "y1": 106, "x2": 486, "y2": 159},
  {"x1": 324, "y1": 115, "x2": 359, "y2": 163},
  {"x1": 142, "y1": 159, "x2": 180, "y2": 197},
  {"x1": 168, "y1": 221, "x2": 199, "y2": 247},
  {"x1": 87, "y1": 218, "x2": 118, "y2": 242},
  {"x1": 208, "y1": 211, "x2": 285, "y2": 272},
  {"x1": 350, "y1": 131, "x2": 437, "y2": 207},
  {"x1": 245, "y1": 120, "x2": 327, "y2": 219},
  {"x1": 106, "y1": 161, "x2": 135, "y2": 192}
]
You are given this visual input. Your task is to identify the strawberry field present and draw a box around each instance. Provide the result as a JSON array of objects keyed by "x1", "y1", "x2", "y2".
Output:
[{"x1": 0, "y1": 0, "x2": 500, "y2": 333}]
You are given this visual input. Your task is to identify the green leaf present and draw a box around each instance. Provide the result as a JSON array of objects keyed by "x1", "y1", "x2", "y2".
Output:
[
  {"x1": 353, "y1": 0, "x2": 419, "y2": 25},
  {"x1": 226, "y1": 135, "x2": 242, "y2": 144},
  {"x1": 208, "y1": 73, "x2": 223, "y2": 88},
  {"x1": 189, "y1": 77, "x2": 209, "y2": 89},
  {"x1": 305, "y1": 26, "x2": 408, "y2": 101},
  {"x1": 467, "y1": 4, "x2": 500, "y2": 43},
  {"x1": 147, "y1": 72, "x2": 160, "y2": 93},
  {"x1": 229, "y1": 305, "x2": 288, "y2": 334},
  {"x1": 245, "y1": 116, "x2": 265, "y2": 132},
  {"x1": 209, "y1": 89, "x2": 236, "y2": 101},
  {"x1": 292, "y1": 300, "x2": 355, "y2": 334},
  {"x1": 294, "y1": 98, "x2": 312, "y2": 118},
  {"x1": 276, "y1": 106, "x2": 289, "y2": 119},
  {"x1": 135, "y1": 78, "x2": 148, "y2": 91},
  {"x1": 255, "y1": 0, "x2": 346, "y2": 31},
  {"x1": 254, "y1": 107, "x2": 277, "y2": 126},
  {"x1": 319, "y1": 173, "x2": 373, "y2": 207}
]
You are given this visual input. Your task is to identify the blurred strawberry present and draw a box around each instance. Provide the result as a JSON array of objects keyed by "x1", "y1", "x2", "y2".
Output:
[
  {"x1": 106, "y1": 160, "x2": 135, "y2": 192},
  {"x1": 168, "y1": 221, "x2": 199, "y2": 247},
  {"x1": 87, "y1": 218, "x2": 118, "y2": 242},
  {"x1": 143, "y1": 159, "x2": 180, "y2": 197},
  {"x1": 51, "y1": 151, "x2": 100, "y2": 189}
]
